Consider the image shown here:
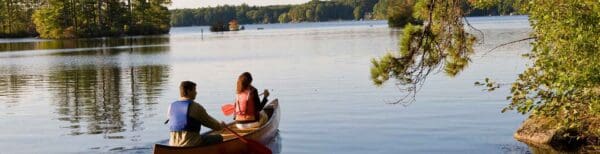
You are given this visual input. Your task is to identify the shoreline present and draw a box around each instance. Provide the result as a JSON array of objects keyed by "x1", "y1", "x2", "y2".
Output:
[{"x1": 514, "y1": 116, "x2": 600, "y2": 153}]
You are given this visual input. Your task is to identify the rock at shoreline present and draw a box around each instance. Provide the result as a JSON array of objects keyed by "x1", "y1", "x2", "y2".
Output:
[{"x1": 514, "y1": 116, "x2": 600, "y2": 153}]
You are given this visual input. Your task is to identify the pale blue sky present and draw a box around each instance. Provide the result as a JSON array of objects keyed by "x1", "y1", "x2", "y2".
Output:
[{"x1": 169, "y1": 0, "x2": 312, "y2": 9}]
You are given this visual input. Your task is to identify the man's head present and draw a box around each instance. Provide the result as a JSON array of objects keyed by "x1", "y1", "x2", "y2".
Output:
[{"x1": 179, "y1": 81, "x2": 197, "y2": 100}]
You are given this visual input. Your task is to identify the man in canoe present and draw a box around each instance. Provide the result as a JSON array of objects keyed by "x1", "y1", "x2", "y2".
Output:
[
  {"x1": 167, "y1": 81, "x2": 225, "y2": 147},
  {"x1": 233, "y1": 72, "x2": 270, "y2": 130}
]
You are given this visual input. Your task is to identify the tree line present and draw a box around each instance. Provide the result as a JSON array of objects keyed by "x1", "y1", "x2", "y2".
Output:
[
  {"x1": 171, "y1": 0, "x2": 516, "y2": 27},
  {"x1": 0, "y1": 0, "x2": 171, "y2": 39},
  {"x1": 170, "y1": 0, "x2": 379, "y2": 27},
  {"x1": 0, "y1": 0, "x2": 40, "y2": 38},
  {"x1": 372, "y1": 0, "x2": 518, "y2": 27},
  {"x1": 0, "y1": 0, "x2": 516, "y2": 38}
]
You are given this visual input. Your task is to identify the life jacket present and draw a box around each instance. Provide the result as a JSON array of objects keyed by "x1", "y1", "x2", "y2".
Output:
[
  {"x1": 168, "y1": 100, "x2": 202, "y2": 132},
  {"x1": 234, "y1": 89, "x2": 256, "y2": 122}
]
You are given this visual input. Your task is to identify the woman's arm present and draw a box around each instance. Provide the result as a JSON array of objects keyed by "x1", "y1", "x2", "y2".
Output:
[{"x1": 251, "y1": 88, "x2": 268, "y2": 112}]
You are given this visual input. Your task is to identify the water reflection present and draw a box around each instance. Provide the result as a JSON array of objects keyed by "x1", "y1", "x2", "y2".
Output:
[
  {"x1": 0, "y1": 35, "x2": 171, "y2": 140},
  {"x1": 50, "y1": 64, "x2": 169, "y2": 137},
  {"x1": 523, "y1": 143, "x2": 590, "y2": 154},
  {"x1": 0, "y1": 74, "x2": 44, "y2": 105},
  {"x1": 0, "y1": 36, "x2": 170, "y2": 52},
  {"x1": 500, "y1": 144, "x2": 531, "y2": 154},
  {"x1": 0, "y1": 64, "x2": 45, "y2": 111},
  {"x1": 267, "y1": 131, "x2": 283, "y2": 154}
]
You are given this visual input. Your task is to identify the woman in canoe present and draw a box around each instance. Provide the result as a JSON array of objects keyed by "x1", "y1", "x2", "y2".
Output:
[
  {"x1": 234, "y1": 72, "x2": 270, "y2": 130},
  {"x1": 167, "y1": 81, "x2": 225, "y2": 147}
]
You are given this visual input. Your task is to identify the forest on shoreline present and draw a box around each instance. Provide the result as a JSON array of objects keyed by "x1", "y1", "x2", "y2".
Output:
[
  {"x1": 170, "y1": 0, "x2": 516, "y2": 27},
  {"x1": 0, "y1": 0, "x2": 515, "y2": 38},
  {"x1": 0, "y1": 0, "x2": 170, "y2": 39}
]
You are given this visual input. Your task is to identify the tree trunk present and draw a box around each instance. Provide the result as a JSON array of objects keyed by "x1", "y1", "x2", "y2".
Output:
[
  {"x1": 107, "y1": 0, "x2": 112, "y2": 34},
  {"x1": 7, "y1": 0, "x2": 11, "y2": 34},
  {"x1": 71, "y1": 0, "x2": 78, "y2": 35},
  {"x1": 97, "y1": 0, "x2": 102, "y2": 36},
  {"x1": 128, "y1": 0, "x2": 132, "y2": 32}
]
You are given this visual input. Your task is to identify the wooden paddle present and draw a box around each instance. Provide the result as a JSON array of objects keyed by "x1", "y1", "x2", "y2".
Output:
[{"x1": 223, "y1": 125, "x2": 272, "y2": 154}]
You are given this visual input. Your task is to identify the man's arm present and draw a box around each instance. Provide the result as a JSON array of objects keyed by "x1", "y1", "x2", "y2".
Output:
[{"x1": 190, "y1": 102, "x2": 223, "y2": 131}]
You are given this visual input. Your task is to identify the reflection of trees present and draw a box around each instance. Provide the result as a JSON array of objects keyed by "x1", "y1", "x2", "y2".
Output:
[
  {"x1": 0, "y1": 35, "x2": 170, "y2": 138},
  {"x1": 48, "y1": 45, "x2": 170, "y2": 57},
  {"x1": 0, "y1": 75, "x2": 28, "y2": 103},
  {"x1": 128, "y1": 65, "x2": 170, "y2": 132},
  {"x1": 0, "y1": 68, "x2": 43, "y2": 107},
  {"x1": 0, "y1": 42, "x2": 35, "y2": 52},
  {"x1": 49, "y1": 64, "x2": 169, "y2": 137},
  {"x1": 0, "y1": 36, "x2": 169, "y2": 52}
]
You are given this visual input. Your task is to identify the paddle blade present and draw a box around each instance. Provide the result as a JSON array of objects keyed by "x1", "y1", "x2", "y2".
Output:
[
  {"x1": 246, "y1": 139, "x2": 272, "y2": 154},
  {"x1": 221, "y1": 103, "x2": 234, "y2": 116}
]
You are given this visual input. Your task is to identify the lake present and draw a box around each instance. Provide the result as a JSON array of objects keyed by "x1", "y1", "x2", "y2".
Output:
[{"x1": 0, "y1": 16, "x2": 534, "y2": 153}]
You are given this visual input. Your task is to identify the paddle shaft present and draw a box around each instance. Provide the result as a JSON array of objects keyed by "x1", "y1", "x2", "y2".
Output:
[{"x1": 223, "y1": 125, "x2": 250, "y2": 143}]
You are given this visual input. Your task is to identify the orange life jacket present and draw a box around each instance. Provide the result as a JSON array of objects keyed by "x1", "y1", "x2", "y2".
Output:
[{"x1": 234, "y1": 90, "x2": 256, "y2": 122}]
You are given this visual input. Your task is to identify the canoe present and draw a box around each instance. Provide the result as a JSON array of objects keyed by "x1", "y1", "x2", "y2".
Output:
[{"x1": 153, "y1": 99, "x2": 281, "y2": 154}]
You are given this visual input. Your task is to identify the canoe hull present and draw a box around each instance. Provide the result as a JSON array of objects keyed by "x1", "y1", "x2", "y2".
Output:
[{"x1": 154, "y1": 99, "x2": 280, "y2": 154}]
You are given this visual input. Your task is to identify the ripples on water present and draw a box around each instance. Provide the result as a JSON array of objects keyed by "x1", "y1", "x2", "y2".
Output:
[
  {"x1": 0, "y1": 35, "x2": 172, "y2": 153},
  {"x1": 0, "y1": 16, "x2": 539, "y2": 153}
]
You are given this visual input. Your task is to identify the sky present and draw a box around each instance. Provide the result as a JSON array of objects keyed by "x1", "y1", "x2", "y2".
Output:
[{"x1": 169, "y1": 0, "x2": 312, "y2": 9}]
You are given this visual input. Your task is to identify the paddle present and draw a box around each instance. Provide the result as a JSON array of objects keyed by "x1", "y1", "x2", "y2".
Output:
[
  {"x1": 167, "y1": 92, "x2": 264, "y2": 123},
  {"x1": 222, "y1": 125, "x2": 272, "y2": 154},
  {"x1": 221, "y1": 103, "x2": 235, "y2": 116}
]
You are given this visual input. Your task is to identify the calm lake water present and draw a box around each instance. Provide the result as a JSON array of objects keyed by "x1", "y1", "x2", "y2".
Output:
[{"x1": 0, "y1": 16, "x2": 535, "y2": 153}]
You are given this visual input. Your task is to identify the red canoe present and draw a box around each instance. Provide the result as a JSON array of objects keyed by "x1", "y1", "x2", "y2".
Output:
[{"x1": 153, "y1": 99, "x2": 280, "y2": 154}]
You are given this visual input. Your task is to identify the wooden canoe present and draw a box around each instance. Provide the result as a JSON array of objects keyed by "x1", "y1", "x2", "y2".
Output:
[{"x1": 153, "y1": 99, "x2": 280, "y2": 154}]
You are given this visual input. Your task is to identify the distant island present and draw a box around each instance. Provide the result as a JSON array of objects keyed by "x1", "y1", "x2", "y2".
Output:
[{"x1": 170, "y1": 0, "x2": 517, "y2": 28}]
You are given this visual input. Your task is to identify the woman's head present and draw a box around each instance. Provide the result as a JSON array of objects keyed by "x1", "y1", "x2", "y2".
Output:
[
  {"x1": 237, "y1": 72, "x2": 253, "y2": 93},
  {"x1": 180, "y1": 81, "x2": 197, "y2": 100}
]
